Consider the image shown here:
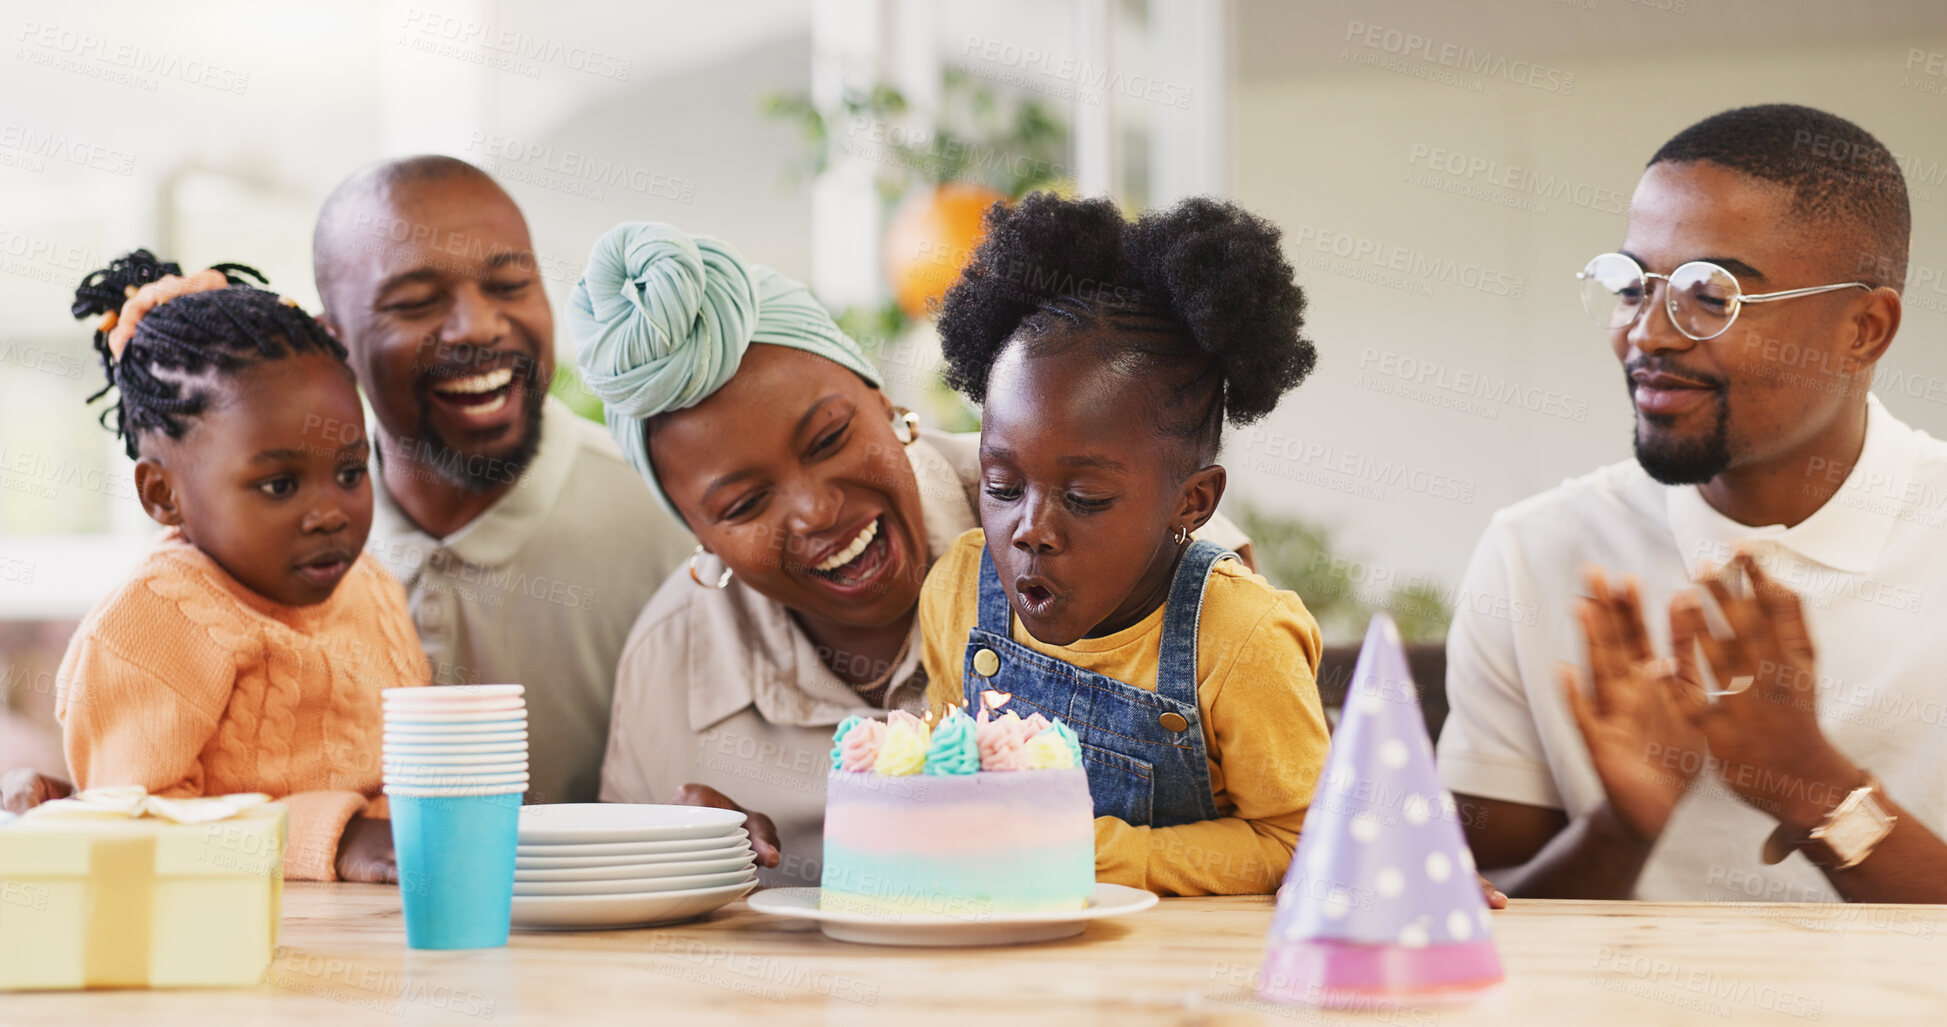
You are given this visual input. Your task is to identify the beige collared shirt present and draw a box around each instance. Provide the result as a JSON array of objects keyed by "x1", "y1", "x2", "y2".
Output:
[
  {"x1": 367, "y1": 396, "x2": 693, "y2": 805},
  {"x1": 1438, "y1": 394, "x2": 1947, "y2": 901},
  {"x1": 599, "y1": 431, "x2": 983, "y2": 886}
]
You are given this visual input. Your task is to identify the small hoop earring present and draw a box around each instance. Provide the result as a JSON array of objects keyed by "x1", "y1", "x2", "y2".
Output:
[
  {"x1": 688, "y1": 545, "x2": 733, "y2": 589},
  {"x1": 1171, "y1": 525, "x2": 1189, "y2": 546},
  {"x1": 892, "y1": 407, "x2": 920, "y2": 446}
]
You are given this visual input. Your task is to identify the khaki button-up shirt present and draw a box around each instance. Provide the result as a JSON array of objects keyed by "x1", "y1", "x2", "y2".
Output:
[{"x1": 368, "y1": 396, "x2": 692, "y2": 805}]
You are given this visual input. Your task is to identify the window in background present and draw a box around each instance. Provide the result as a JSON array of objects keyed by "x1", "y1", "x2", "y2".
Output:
[{"x1": 0, "y1": 333, "x2": 117, "y2": 536}]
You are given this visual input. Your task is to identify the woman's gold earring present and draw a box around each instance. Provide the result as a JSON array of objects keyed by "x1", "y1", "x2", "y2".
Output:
[
  {"x1": 1172, "y1": 525, "x2": 1190, "y2": 546},
  {"x1": 687, "y1": 545, "x2": 733, "y2": 589},
  {"x1": 893, "y1": 407, "x2": 920, "y2": 446}
]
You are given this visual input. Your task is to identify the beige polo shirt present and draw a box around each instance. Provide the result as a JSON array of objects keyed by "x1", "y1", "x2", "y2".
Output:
[
  {"x1": 599, "y1": 431, "x2": 983, "y2": 886},
  {"x1": 367, "y1": 396, "x2": 693, "y2": 805},
  {"x1": 1438, "y1": 394, "x2": 1947, "y2": 901}
]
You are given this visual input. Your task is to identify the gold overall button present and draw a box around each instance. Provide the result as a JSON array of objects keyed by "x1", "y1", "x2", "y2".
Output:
[
  {"x1": 973, "y1": 648, "x2": 1001, "y2": 678},
  {"x1": 1159, "y1": 712, "x2": 1189, "y2": 732}
]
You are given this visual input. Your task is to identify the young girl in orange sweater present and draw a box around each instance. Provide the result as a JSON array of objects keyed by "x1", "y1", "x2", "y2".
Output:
[{"x1": 56, "y1": 250, "x2": 429, "y2": 881}]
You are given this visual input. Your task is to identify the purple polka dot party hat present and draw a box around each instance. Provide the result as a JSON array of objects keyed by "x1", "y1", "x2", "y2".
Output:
[{"x1": 1258, "y1": 614, "x2": 1503, "y2": 1008}]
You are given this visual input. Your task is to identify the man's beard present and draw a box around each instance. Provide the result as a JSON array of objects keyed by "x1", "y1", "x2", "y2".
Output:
[
  {"x1": 415, "y1": 372, "x2": 547, "y2": 492},
  {"x1": 1634, "y1": 402, "x2": 1730, "y2": 485}
]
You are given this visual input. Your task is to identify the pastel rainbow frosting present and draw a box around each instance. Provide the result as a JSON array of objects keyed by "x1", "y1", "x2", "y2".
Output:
[{"x1": 822, "y1": 706, "x2": 1096, "y2": 914}]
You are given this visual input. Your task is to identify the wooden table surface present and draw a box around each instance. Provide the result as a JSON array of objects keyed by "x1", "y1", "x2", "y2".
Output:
[{"x1": 6, "y1": 884, "x2": 1944, "y2": 1025}]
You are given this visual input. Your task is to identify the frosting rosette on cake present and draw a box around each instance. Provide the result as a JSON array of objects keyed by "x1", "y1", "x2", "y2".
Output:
[
  {"x1": 837, "y1": 718, "x2": 886, "y2": 772},
  {"x1": 873, "y1": 718, "x2": 929, "y2": 776},
  {"x1": 829, "y1": 707, "x2": 1088, "y2": 776},
  {"x1": 975, "y1": 710, "x2": 1052, "y2": 771},
  {"x1": 923, "y1": 707, "x2": 980, "y2": 775},
  {"x1": 830, "y1": 715, "x2": 866, "y2": 770},
  {"x1": 1026, "y1": 720, "x2": 1082, "y2": 770}
]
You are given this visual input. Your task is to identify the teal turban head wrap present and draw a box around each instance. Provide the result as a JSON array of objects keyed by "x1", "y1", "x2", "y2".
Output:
[{"x1": 568, "y1": 222, "x2": 884, "y2": 518}]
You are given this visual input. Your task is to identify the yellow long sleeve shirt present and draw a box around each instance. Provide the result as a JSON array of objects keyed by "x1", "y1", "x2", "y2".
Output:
[{"x1": 920, "y1": 529, "x2": 1330, "y2": 895}]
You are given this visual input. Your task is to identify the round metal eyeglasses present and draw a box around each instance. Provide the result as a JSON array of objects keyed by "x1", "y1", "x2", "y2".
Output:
[{"x1": 1577, "y1": 252, "x2": 1870, "y2": 342}]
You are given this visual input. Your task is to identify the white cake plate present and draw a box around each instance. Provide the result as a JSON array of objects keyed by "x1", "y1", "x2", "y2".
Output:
[{"x1": 746, "y1": 884, "x2": 1157, "y2": 946}]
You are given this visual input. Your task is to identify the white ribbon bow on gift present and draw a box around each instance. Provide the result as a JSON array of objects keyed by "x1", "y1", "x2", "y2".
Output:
[{"x1": 24, "y1": 786, "x2": 272, "y2": 825}]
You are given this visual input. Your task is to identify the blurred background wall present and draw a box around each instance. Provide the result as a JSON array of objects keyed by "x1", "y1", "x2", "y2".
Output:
[{"x1": 4, "y1": 0, "x2": 1944, "y2": 775}]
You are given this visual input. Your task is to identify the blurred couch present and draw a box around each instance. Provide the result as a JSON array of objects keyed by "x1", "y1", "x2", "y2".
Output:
[{"x1": 1315, "y1": 642, "x2": 1449, "y2": 745}]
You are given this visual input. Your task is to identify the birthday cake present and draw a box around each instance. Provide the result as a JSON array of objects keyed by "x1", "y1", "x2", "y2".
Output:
[{"x1": 821, "y1": 708, "x2": 1096, "y2": 915}]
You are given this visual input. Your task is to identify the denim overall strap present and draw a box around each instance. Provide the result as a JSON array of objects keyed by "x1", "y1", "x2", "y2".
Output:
[
  {"x1": 975, "y1": 544, "x2": 1013, "y2": 635},
  {"x1": 1155, "y1": 539, "x2": 1234, "y2": 711},
  {"x1": 963, "y1": 541, "x2": 1232, "y2": 827}
]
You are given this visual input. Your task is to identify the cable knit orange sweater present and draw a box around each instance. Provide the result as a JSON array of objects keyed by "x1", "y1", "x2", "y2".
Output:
[{"x1": 56, "y1": 529, "x2": 430, "y2": 880}]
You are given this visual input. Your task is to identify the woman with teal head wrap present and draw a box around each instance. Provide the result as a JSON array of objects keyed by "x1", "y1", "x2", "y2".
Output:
[
  {"x1": 569, "y1": 223, "x2": 886, "y2": 516},
  {"x1": 571, "y1": 222, "x2": 984, "y2": 885}
]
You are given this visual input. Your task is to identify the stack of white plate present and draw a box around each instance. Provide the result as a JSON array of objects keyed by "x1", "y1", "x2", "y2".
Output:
[{"x1": 511, "y1": 804, "x2": 758, "y2": 930}]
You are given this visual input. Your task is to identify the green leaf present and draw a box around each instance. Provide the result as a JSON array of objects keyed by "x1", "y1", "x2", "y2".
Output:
[
  {"x1": 548, "y1": 365, "x2": 606, "y2": 425},
  {"x1": 1234, "y1": 502, "x2": 1453, "y2": 644}
]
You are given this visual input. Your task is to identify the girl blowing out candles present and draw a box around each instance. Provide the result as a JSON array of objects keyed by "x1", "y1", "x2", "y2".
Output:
[
  {"x1": 920, "y1": 194, "x2": 1333, "y2": 896},
  {"x1": 56, "y1": 250, "x2": 429, "y2": 881}
]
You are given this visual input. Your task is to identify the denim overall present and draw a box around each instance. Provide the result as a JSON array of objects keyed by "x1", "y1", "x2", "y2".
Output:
[{"x1": 962, "y1": 539, "x2": 1231, "y2": 827}]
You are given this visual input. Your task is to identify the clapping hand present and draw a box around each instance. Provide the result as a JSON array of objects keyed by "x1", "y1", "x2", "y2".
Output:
[
  {"x1": 1669, "y1": 553, "x2": 1862, "y2": 830},
  {"x1": 1559, "y1": 567, "x2": 1710, "y2": 842}
]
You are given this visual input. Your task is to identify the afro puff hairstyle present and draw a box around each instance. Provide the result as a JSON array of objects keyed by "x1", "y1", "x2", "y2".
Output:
[{"x1": 936, "y1": 192, "x2": 1315, "y2": 470}]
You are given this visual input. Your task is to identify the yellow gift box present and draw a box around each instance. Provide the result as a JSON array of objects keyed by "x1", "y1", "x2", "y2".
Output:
[{"x1": 0, "y1": 787, "x2": 285, "y2": 990}]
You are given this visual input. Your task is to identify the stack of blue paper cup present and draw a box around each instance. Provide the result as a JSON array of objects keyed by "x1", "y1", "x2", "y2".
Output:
[{"x1": 382, "y1": 684, "x2": 528, "y2": 950}]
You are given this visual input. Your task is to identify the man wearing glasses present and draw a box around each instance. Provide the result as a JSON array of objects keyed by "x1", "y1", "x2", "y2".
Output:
[{"x1": 1438, "y1": 104, "x2": 1947, "y2": 902}]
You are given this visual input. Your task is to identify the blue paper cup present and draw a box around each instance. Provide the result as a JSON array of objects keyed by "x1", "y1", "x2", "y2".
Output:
[{"x1": 390, "y1": 790, "x2": 522, "y2": 949}]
